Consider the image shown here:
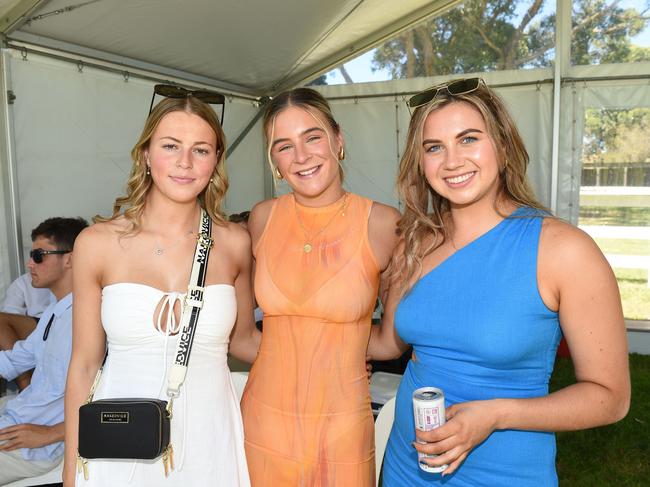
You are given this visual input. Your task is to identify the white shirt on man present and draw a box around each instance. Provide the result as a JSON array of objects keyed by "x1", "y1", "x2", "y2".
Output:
[{"x1": 1, "y1": 273, "x2": 54, "y2": 318}]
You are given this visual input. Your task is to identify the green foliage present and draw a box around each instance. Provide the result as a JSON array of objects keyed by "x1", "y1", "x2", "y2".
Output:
[
  {"x1": 583, "y1": 108, "x2": 650, "y2": 166},
  {"x1": 551, "y1": 354, "x2": 650, "y2": 486},
  {"x1": 307, "y1": 74, "x2": 328, "y2": 86},
  {"x1": 372, "y1": 0, "x2": 650, "y2": 78},
  {"x1": 571, "y1": 0, "x2": 649, "y2": 65}
]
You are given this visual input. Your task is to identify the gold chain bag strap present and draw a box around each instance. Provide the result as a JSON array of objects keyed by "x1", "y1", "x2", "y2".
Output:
[{"x1": 77, "y1": 209, "x2": 214, "y2": 479}]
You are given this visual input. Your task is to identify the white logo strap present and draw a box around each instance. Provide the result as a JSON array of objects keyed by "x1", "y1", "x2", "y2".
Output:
[{"x1": 167, "y1": 209, "x2": 213, "y2": 399}]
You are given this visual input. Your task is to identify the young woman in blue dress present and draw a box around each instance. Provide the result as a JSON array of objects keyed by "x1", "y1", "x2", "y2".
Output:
[{"x1": 374, "y1": 78, "x2": 630, "y2": 486}]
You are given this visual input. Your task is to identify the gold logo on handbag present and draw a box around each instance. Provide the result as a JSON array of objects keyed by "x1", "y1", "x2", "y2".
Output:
[{"x1": 100, "y1": 412, "x2": 129, "y2": 423}]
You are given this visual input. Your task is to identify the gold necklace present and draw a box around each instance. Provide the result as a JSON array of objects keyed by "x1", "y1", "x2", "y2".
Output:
[{"x1": 294, "y1": 193, "x2": 348, "y2": 253}]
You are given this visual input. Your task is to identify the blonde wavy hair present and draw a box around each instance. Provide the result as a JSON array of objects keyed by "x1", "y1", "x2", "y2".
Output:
[
  {"x1": 96, "y1": 96, "x2": 228, "y2": 232},
  {"x1": 392, "y1": 80, "x2": 548, "y2": 296},
  {"x1": 263, "y1": 87, "x2": 345, "y2": 183}
]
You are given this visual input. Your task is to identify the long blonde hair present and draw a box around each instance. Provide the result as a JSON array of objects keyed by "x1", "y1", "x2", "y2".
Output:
[
  {"x1": 96, "y1": 96, "x2": 228, "y2": 232},
  {"x1": 392, "y1": 81, "x2": 548, "y2": 296}
]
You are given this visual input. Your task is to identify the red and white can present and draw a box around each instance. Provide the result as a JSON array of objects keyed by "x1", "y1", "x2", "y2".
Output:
[{"x1": 412, "y1": 386, "x2": 448, "y2": 473}]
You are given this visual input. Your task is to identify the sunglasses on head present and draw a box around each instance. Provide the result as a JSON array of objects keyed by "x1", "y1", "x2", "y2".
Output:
[
  {"x1": 30, "y1": 248, "x2": 71, "y2": 264},
  {"x1": 148, "y1": 84, "x2": 226, "y2": 124},
  {"x1": 408, "y1": 78, "x2": 484, "y2": 109}
]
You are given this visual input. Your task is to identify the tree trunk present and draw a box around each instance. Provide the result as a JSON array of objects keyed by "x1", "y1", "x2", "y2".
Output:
[
  {"x1": 404, "y1": 30, "x2": 416, "y2": 78},
  {"x1": 416, "y1": 25, "x2": 436, "y2": 77},
  {"x1": 338, "y1": 65, "x2": 353, "y2": 83}
]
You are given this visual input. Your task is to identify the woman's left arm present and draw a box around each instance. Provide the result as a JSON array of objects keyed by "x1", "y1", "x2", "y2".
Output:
[
  {"x1": 227, "y1": 224, "x2": 262, "y2": 364},
  {"x1": 416, "y1": 218, "x2": 630, "y2": 475}
]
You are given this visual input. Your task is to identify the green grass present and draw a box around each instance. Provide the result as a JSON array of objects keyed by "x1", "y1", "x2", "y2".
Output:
[
  {"x1": 579, "y1": 207, "x2": 650, "y2": 227},
  {"x1": 594, "y1": 238, "x2": 650, "y2": 256},
  {"x1": 577, "y1": 204, "x2": 650, "y2": 320},
  {"x1": 552, "y1": 354, "x2": 650, "y2": 486},
  {"x1": 615, "y1": 268, "x2": 650, "y2": 320}
]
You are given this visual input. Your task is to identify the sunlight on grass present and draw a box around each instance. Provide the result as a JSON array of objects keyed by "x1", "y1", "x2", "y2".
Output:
[
  {"x1": 594, "y1": 238, "x2": 650, "y2": 256},
  {"x1": 615, "y1": 268, "x2": 650, "y2": 320}
]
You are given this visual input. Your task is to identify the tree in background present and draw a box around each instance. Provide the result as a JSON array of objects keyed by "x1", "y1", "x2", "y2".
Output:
[
  {"x1": 583, "y1": 108, "x2": 650, "y2": 165},
  {"x1": 370, "y1": 0, "x2": 649, "y2": 79},
  {"x1": 572, "y1": 0, "x2": 650, "y2": 64}
]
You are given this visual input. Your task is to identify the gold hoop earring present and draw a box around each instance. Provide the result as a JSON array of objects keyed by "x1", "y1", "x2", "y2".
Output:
[
  {"x1": 338, "y1": 147, "x2": 345, "y2": 161},
  {"x1": 274, "y1": 167, "x2": 283, "y2": 180}
]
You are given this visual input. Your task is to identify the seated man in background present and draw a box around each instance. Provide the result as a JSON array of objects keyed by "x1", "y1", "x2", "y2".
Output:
[
  {"x1": 0, "y1": 217, "x2": 87, "y2": 485},
  {"x1": 0, "y1": 272, "x2": 54, "y2": 390}
]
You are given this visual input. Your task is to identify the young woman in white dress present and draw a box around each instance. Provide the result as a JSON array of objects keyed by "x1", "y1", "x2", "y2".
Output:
[{"x1": 63, "y1": 93, "x2": 260, "y2": 486}]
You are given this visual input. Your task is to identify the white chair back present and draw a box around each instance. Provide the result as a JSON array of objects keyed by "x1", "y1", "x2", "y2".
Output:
[
  {"x1": 374, "y1": 396, "x2": 396, "y2": 486},
  {"x1": 3, "y1": 459, "x2": 63, "y2": 487}
]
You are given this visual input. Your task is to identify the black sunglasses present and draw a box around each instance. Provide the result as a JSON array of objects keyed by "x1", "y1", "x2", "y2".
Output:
[
  {"x1": 30, "y1": 248, "x2": 71, "y2": 264},
  {"x1": 148, "y1": 84, "x2": 226, "y2": 125},
  {"x1": 408, "y1": 78, "x2": 484, "y2": 109}
]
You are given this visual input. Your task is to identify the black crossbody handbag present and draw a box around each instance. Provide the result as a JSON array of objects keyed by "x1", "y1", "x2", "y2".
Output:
[{"x1": 77, "y1": 209, "x2": 213, "y2": 479}]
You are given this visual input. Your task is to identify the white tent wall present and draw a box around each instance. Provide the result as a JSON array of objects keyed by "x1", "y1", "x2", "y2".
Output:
[
  {"x1": 220, "y1": 101, "x2": 267, "y2": 214},
  {"x1": 10, "y1": 50, "x2": 148, "y2": 252},
  {"x1": 0, "y1": 49, "x2": 21, "y2": 298},
  {"x1": 1, "y1": 50, "x2": 265, "y2": 285},
  {"x1": 314, "y1": 72, "x2": 554, "y2": 211}
]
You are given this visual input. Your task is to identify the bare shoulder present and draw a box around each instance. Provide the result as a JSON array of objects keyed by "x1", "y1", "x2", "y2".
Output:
[
  {"x1": 369, "y1": 201, "x2": 400, "y2": 240},
  {"x1": 370, "y1": 201, "x2": 401, "y2": 224},
  {"x1": 368, "y1": 201, "x2": 401, "y2": 271},
  {"x1": 74, "y1": 219, "x2": 124, "y2": 252},
  {"x1": 248, "y1": 198, "x2": 277, "y2": 248},
  {"x1": 539, "y1": 217, "x2": 610, "y2": 280},
  {"x1": 540, "y1": 217, "x2": 603, "y2": 261},
  {"x1": 213, "y1": 220, "x2": 252, "y2": 255},
  {"x1": 249, "y1": 199, "x2": 276, "y2": 227}
]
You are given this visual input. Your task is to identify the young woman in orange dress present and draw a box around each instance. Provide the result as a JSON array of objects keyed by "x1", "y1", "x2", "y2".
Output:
[{"x1": 240, "y1": 88, "x2": 401, "y2": 486}]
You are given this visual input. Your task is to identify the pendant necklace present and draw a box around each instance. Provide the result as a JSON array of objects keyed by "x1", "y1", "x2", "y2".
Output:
[
  {"x1": 294, "y1": 193, "x2": 348, "y2": 253},
  {"x1": 153, "y1": 229, "x2": 193, "y2": 256}
]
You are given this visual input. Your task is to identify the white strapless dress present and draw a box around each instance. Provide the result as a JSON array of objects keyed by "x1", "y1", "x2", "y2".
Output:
[{"x1": 77, "y1": 283, "x2": 250, "y2": 486}]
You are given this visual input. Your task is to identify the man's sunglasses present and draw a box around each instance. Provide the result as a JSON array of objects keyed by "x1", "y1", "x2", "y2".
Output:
[
  {"x1": 30, "y1": 248, "x2": 71, "y2": 264},
  {"x1": 408, "y1": 78, "x2": 484, "y2": 109},
  {"x1": 148, "y1": 84, "x2": 225, "y2": 124}
]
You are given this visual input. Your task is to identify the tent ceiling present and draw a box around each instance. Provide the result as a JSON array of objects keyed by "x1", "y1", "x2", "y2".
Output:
[{"x1": 1, "y1": 0, "x2": 459, "y2": 96}]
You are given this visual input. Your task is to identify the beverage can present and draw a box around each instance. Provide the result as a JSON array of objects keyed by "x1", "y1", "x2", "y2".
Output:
[{"x1": 412, "y1": 386, "x2": 447, "y2": 473}]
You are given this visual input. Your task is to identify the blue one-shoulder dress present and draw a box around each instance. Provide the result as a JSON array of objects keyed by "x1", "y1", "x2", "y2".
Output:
[{"x1": 383, "y1": 208, "x2": 561, "y2": 487}]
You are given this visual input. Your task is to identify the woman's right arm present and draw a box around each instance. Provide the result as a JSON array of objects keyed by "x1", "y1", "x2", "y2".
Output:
[{"x1": 63, "y1": 227, "x2": 108, "y2": 486}]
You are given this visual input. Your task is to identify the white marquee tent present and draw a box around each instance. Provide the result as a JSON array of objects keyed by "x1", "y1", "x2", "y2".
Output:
[{"x1": 0, "y1": 1, "x2": 648, "y2": 349}]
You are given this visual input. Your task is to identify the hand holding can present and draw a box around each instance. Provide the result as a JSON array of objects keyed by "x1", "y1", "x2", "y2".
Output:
[{"x1": 413, "y1": 387, "x2": 448, "y2": 473}]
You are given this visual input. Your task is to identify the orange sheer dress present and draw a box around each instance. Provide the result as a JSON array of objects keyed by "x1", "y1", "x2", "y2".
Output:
[{"x1": 241, "y1": 192, "x2": 379, "y2": 486}]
